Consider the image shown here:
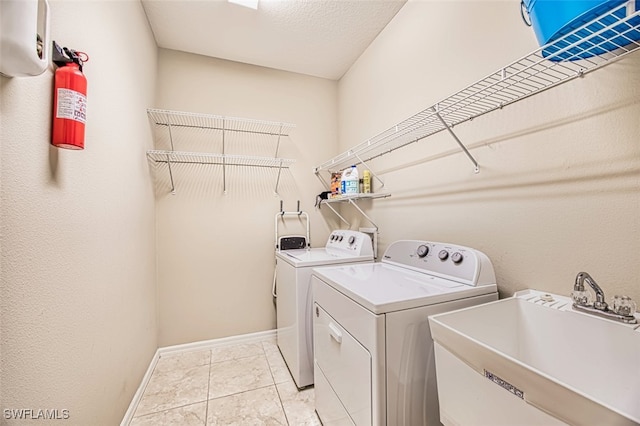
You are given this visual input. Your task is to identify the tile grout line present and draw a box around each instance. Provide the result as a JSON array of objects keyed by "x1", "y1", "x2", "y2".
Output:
[
  {"x1": 204, "y1": 349, "x2": 213, "y2": 425},
  {"x1": 263, "y1": 341, "x2": 291, "y2": 426},
  {"x1": 130, "y1": 400, "x2": 208, "y2": 422},
  {"x1": 208, "y1": 383, "x2": 276, "y2": 401},
  {"x1": 273, "y1": 383, "x2": 291, "y2": 426}
]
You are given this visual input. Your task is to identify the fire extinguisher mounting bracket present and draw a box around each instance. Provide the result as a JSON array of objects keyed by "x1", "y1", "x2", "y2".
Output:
[{"x1": 52, "y1": 40, "x2": 86, "y2": 71}]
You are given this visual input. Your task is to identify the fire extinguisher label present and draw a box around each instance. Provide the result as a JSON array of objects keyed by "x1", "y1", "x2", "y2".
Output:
[{"x1": 56, "y1": 88, "x2": 87, "y2": 124}]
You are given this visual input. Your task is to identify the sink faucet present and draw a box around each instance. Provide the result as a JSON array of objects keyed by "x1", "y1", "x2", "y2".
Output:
[
  {"x1": 572, "y1": 272, "x2": 637, "y2": 324},
  {"x1": 574, "y1": 272, "x2": 608, "y2": 311}
]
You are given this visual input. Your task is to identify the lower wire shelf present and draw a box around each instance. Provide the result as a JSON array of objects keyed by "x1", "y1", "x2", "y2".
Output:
[
  {"x1": 146, "y1": 150, "x2": 296, "y2": 194},
  {"x1": 322, "y1": 192, "x2": 391, "y2": 203}
]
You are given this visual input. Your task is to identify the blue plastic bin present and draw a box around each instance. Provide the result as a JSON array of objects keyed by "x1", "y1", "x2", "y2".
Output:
[{"x1": 522, "y1": 0, "x2": 640, "y2": 61}]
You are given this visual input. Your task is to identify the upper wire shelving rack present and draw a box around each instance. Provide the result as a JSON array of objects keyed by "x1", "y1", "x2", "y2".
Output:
[
  {"x1": 146, "y1": 108, "x2": 296, "y2": 194},
  {"x1": 314, "y1": 2, "x2": 640, "y2": 175}
]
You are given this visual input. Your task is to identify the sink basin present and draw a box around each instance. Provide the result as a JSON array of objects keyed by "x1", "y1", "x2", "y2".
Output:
[{"x1": 429, "y1": 290, "x2": 640, "y2": 426}]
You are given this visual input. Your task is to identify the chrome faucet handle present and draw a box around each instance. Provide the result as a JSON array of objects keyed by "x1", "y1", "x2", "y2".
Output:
[
  {"x1": 611, "y1": 295, "x2": 637, "y2": 317},
  {"x1": 571, "y1": 289, "x2": 593, "y2": 306}
]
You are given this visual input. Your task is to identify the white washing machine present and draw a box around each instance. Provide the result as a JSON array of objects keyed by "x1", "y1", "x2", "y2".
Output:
[
  {"x1": 312, "y1": 240, "x2": 498, "y2": 425},
  {"x1": 276, "y1": 230, "x2": 374, "y2": 389}
]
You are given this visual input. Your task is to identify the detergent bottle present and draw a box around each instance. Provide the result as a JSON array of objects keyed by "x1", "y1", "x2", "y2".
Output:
[{"x1": 341, "y1": 165, "x2": 359, "y2": 195}]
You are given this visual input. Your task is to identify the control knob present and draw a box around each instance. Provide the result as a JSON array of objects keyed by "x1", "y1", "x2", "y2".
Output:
[
  {"x1": 438, "y1": 250, "x2": 449, "y2": 261},
  {"x1": 348, "y1": 236, "x2": 356, "y2": 245},
  {"x1": 417, "y1": 245, "x2": 429, "y2": 258},
  {"x1": 451, "y1": 252, "x2": 464, "y2": 264}
]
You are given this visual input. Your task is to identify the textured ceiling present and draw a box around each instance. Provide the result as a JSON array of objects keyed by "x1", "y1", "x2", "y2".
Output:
[{"x1": 141, "y1": 0, "x2": 407, "y2": 80}]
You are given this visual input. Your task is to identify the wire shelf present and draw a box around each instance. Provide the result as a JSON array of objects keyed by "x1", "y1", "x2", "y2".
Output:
[
  {"x1": 314, "y1": 2, "x2": 640, "y2": 174},
  {"x1": 147, "y1": 108, "x2": 295, "y2": 137},
  {"x1": 147, "y1": 150, "x2": 296, "y2": 168},
  {"x1": 146, "y1": 109, "x2": 296, "y2": 194},
  {"x1": 322, "y1": 192, "x2": 391, "y2": 204}
]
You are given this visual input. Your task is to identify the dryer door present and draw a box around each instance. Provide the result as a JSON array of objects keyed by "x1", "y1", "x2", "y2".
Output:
[{"x1": 314, "y1": 303, "x2": 371, "y2": 425}]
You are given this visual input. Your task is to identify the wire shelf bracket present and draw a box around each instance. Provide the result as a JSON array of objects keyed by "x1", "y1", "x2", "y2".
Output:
[
  {"x1": 318, "y1": 192, "x2": 391, "y2": 228},
  {"x1": 434, "y1": 104, "x2": 480, "y2": 173},
  {"x1": 322, "y1": 202, "x2": 351, "y2": 227},
  {"x1": 166, "y1": 152, "x2": 176, "y2": 195}
]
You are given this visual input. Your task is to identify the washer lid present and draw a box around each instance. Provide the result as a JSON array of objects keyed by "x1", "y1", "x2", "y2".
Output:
[
  {"x1": 276, "y1": 248, "x2": 373, "y2": 267},
  {"x1": 312, "y1": 263, "x2": 497, "y2": 314}
]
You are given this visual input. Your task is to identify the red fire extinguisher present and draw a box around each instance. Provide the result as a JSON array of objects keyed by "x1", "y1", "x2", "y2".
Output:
[{"x1": 52, "y1": 41, "x2": 88, "y2": 150}]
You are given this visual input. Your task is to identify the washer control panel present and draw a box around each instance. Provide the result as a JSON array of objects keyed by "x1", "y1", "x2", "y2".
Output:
[
  {"x1": 326, "y1": 230, "x2": 374, "y2": 256},
  {"x1": 382, "y1": 240, "x2": 496, "y2": 286}
]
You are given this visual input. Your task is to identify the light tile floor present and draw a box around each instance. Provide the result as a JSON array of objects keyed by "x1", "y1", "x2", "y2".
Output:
[{"x1": 128, "y1": 338, "x2": 320, "y2": 425}]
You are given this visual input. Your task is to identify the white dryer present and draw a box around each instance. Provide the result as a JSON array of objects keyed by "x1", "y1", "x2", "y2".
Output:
[
  {"x1": 312, "y1": 240, "x2": 498, "y2": 425},
  {"x1": 276, "y1": 230, "x2": 374, "y2": 389}
]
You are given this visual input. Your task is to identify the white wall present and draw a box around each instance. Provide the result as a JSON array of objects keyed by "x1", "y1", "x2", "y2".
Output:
[
  {"x1": 337, "y1": 0, "x2": 640, "y2": 301},
  {"x1": 0, "y1": 1, "x2": 157, "y2": 423},
  {"x1": 154, "y1": 49, "x2": 338, "y2": 346}
]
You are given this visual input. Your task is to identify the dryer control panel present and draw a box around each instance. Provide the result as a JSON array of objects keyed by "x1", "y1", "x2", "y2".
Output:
[
  {"x1": 382, "y1": 240, "x2": 496, "y2": 287},
  {"x1": 326, "y1": 230, "x2": 374, "y2": 257}
]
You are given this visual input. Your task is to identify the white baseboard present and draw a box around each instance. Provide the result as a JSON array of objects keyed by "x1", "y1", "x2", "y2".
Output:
[
  {"x1": 119, "y1": 329, "x2": 277, "y2": 425},
  {"x1": 158, "y1": 329, "x2": 277, "y2": 356},
  {"x1": 120, "y1": 348, "x2": 160, "y2": 426}
]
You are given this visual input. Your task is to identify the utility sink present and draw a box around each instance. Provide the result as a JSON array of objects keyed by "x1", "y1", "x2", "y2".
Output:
[{"x1": 429, "y1": 290, "x2": 640, "y2": 426}]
